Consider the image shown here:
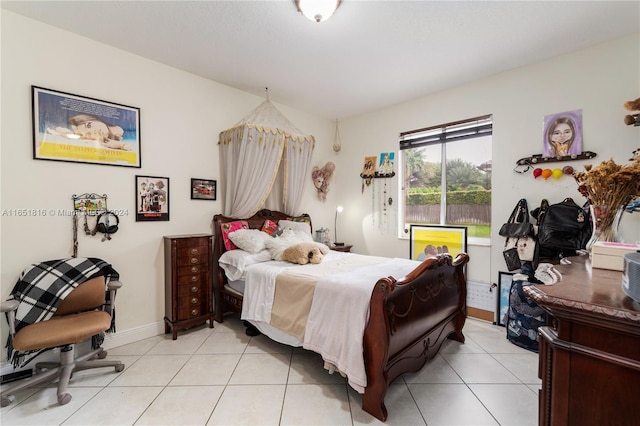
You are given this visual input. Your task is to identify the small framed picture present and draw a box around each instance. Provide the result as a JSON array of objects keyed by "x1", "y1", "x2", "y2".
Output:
[
  {"x1": 135, "y1": 175, "x2": 169, "y2": 221},
  {"x1": 497, "y1": 272, "x2": 514, "y2": 326},
  {"x1": 191, "y1": 178, "x2": 216, "y2": 201}
]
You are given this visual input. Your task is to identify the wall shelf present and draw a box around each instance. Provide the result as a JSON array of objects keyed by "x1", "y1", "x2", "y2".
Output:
[
  {"x1": 516, "y1": 151, "x2": 597, "y2": 167},
  {"x1": 360, "y1": 171, "x2": 396, "y2": 179}
]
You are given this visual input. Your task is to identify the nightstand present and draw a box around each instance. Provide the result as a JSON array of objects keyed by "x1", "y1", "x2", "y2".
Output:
[{"x1": 331, "y1": 244, "x2": 352, "y2": 253}]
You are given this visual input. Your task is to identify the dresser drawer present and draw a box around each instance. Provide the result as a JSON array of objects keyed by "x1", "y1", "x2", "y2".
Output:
[
  {"x1": 174, "y1": 236, "x2": 210, "y2": 248},
  {"x1": 176, "y1": 264, "x2": 204, "y2": 276},
  {"x1": 176, "y1": 273, "x2": 205, "y2": 286},
  {"x1": 176, "y1": 253, "x2": 209, "y2": 267}
]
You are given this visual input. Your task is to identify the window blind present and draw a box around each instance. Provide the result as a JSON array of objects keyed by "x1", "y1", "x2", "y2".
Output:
[{"x1": 399, "y1": 114, "x2": 492, "y2": 150}]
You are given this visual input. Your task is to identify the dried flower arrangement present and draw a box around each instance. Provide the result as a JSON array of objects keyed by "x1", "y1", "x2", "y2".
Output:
[{"x1": 573, "y1": 157, "x2": 640, "y2": 242}]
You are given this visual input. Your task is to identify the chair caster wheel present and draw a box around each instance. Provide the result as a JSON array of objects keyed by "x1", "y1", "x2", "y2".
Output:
[
  {"x1": 1, "y1": 395, "x2": 15, "y2": 407},
  {"x1": 115, "y1": 364, "x2": 124, "y2": 372},
  {"x1": 58, "y1": 393, "x2": 72, "y2": 405},
  {"x1": 97, "y1": 350, "x2": 107, "y2": 359}
]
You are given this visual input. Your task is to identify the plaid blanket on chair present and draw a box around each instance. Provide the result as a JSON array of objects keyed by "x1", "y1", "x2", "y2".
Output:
[{"x1": 5, "y1": 257, "x2": 119, "y2": 367}]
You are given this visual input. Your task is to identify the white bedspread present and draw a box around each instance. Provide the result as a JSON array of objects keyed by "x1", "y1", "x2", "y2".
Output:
[
  {"x1": 302, "y1": 257, "x2": 420, "y2": 392},
  {"x1": 241, "y1": 251, "x2": 420, "y2": 393}
]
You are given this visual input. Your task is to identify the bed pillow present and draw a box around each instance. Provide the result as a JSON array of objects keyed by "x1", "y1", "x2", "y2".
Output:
[
  {"x1": 218, "y1": 249, "x2": 271, "y2": 281},
  {"x1": 265, "y1": 228, "x2": 314, "y2": 260},
  {"x1": 228, "y1": 228, "x2": 271, "y2": 254},
  {"x1": 220, "y1": 220, "x2": 249, "y2": 251},
  {"x1": 261, "y1": 219, "x2": 283, "y2": 237},
  {"x1": 278, "y1": 219, "x2": 312, "y2": 238}
]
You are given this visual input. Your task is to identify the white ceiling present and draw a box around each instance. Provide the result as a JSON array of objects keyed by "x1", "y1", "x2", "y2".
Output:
[{"x1": 3, "y1": 1, "x2": 639, "y2": 120}]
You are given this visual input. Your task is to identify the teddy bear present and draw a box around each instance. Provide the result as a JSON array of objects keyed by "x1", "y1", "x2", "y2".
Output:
[
  {"x1": 623, "y1": 97, "x2": 640, "y2": 126},
  {"x1": 282, "y1": 242, "x2": 329, "y2": 265}
]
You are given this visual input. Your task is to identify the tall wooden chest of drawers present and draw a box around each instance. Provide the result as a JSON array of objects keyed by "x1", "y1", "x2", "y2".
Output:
[{"x1": 163, "y1": 234, "x2": 214, "y2": 339}]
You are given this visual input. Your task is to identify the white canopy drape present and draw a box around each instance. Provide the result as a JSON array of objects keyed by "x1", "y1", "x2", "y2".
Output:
[{"x1": 219, "y1": 100, "x2": 315, "y2": 218}]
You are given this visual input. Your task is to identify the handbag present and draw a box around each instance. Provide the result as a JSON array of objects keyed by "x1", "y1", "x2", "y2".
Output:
[
  {"x1": 505, "y1": 235, "x2": 537, "y2": 262},
  {"x1": 499, "y1": 199, "x2": 534, "y2": 238},
  {"x1": 503, "y1": 245, "x2": 522, "y2": 271}
]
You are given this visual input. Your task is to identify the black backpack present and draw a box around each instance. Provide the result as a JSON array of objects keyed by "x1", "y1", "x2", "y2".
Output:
[{"x1": 532, "y1": 198, "x2": 591, "y2": 259}]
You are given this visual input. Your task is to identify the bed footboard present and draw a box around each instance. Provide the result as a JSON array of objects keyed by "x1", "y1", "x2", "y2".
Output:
[{"x1": 362, "y1": 252, "x2": 469, "y2": 421}]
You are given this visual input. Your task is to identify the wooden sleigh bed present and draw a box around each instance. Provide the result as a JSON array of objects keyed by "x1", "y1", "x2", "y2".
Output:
[{"x1": 212, "y1": 209, "x2": 469, "y2": 421}]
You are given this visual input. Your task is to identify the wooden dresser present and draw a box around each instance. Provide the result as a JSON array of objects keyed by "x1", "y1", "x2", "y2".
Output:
[
  {"x1": 524, "y1": 256, "x2": 640, "y2": 426},
  {"x1": 163, "y1": 234, "x2": 214, "y2": 339}
]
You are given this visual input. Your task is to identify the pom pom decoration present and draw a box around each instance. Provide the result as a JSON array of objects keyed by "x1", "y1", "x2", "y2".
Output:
[
  {"x1": 541, "y1": 168, "x2": 553, "y2": 180},
  {"x1": 552, "y1": 168, "x2": 563, "y2": 180},
  {"x1": 562, "y1": 166, "x2": 574, "y2": 175},
  {"x1": 533, "y1": 168, "x2": 543, "y2": 178}
]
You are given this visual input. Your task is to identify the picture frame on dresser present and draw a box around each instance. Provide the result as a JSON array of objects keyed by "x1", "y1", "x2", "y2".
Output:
[
  {"x1": 32, "y1": 86, "x2": 141, "y2": 168},
  {"x1": 135, "y1": 175, "x2": 170, "y2": 221},
  {"x1": 496, "y1": 271, "x2": 514, "y2": 326}
]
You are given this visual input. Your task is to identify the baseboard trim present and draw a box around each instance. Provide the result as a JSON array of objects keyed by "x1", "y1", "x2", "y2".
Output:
[{"x1": 1, "y1": 320, "x2": 165, "y2": 376}]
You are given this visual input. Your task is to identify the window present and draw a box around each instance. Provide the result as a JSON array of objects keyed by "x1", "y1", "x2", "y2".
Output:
[{"x1": 398, "y1": 115, "x2": 492, "y2": 242}]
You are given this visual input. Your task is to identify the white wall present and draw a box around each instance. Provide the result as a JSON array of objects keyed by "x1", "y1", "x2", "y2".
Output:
[
  {"x1": 0, "y1": 11, "x2": 337, "y2": 361},
  {"x1": 336, "y1": 33, "x2": 640, "y2": 286},
  {"x1": 2, "y1": 11, "x2": 639, "y2": 364}
]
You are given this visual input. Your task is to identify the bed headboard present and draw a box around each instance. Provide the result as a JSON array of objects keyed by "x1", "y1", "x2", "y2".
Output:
[{"x1": 212, "y1": 209, "x2": 312, "y2": 259}]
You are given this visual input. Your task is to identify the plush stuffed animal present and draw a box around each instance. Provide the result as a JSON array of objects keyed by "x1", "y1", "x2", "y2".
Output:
[
  {"x1": 282, "y1": 242, "x2": 329, "y2": 265},
  {"x1": 623, "y1": 97, "x2": 640, "y2": 126}
]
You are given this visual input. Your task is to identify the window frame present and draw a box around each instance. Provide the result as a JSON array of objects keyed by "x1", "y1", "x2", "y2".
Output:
[{"x1": 398, "y1": 115, "x2": 493, "y2": 243}]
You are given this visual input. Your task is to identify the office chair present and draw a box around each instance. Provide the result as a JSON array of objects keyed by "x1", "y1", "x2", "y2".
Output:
[{"x1": 0, "y1": 275, "x2": 124, "y2": 407}]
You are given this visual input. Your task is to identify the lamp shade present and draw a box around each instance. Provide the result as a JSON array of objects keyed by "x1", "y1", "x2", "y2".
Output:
[
  {"x1": 295, "y1": 0, "x2": 341, "y2": 23},
  {"x1": 334, "y1": 205, "x2": 344, "y2": 246}
]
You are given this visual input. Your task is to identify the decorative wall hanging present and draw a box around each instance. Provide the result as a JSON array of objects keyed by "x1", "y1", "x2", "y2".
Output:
[
  {"x1": 136, "y1": 175, "x2": 170, "y2": 221},
  {"x1": 361, "y1": 156, "x2": 377, "y2": 191},
  {"x1": 378, "y1": 152, "x2": 395, "y2": 176},
  {"x1": 311, "y1": 162, "x2": 335, "y2": 201},
  {"x1": 332, "y1": 119, "x2": 342, "y2": 152},
  {"x1": 191, "y1": 178, "x2": 216, "y2": 201},
  {"x1": 32, "y1": 86, "x2": 141, "y2": 168},
  {"x1": 72, "y1": 193, "x2": 111, "y2": 256},
  {"x1": 543, "y1": 109, "x2": 582, "y2": 158}
]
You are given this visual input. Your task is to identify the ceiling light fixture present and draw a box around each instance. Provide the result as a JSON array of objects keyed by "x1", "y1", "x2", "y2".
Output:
[{"x1": 295, "y1": 0, "x2": 341, "y2": 23}]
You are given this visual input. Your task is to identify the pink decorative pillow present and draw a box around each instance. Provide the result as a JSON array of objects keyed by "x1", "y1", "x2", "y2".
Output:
[
  {"x1": 221, "y1": 220, "x2": 249, "y2": 251},
  {"x1": 261, "y1": 219, "x2": 282, "y2": 237}
]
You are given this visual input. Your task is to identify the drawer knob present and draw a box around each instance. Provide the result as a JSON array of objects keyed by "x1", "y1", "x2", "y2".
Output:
[
  {"x1": 190, "y1": 257, "x2": 198, "y2": 264},
  {"x1": 191, "y1": 266, "x2": 199, "y2": 273},
  {"x1": 191, "y1": 286, "x2": 199, "y2": 293},
  {"x1": 190, "y1": 248, "x2": 199, "y2": 255},
  {"x1": 191, "y1": 297, "x2": 199, "y2": 304},
  {"x1": 191, "y1": 309, "x2": 198, "y2": 316},
  {"x1": 191, "y1": 276, "x2": 198, "y2": 282}
]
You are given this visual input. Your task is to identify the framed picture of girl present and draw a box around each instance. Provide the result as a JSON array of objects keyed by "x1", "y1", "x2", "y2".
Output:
[{"x1": 542, "y1": 109, "x2": 583, "y2": 158}]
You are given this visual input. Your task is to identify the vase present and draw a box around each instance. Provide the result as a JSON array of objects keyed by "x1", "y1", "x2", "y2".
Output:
[{"x1": 585, "y1": 204, "x2": 624, "y2": 252}]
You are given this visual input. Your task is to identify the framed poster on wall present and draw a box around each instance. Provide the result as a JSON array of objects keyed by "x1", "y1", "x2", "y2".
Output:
[
  {"x1": 32, "y1": 86, "x2": 141, "y2": 168},
  {"x1": 136, "y1": 175, "x2": 169, "y2": 221}
]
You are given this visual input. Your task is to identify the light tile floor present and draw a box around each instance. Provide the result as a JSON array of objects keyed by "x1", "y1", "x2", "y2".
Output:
[{"x1": 0, "y1": 316, "x2": 539, "y2": 425}]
